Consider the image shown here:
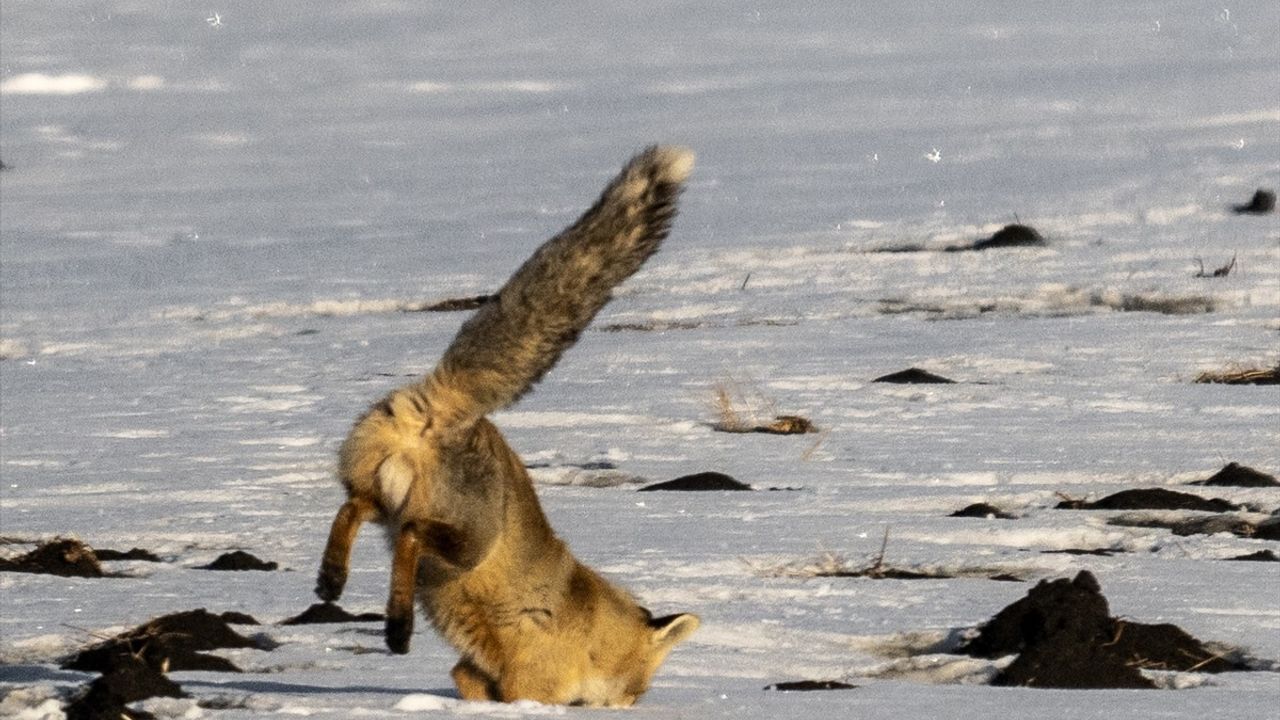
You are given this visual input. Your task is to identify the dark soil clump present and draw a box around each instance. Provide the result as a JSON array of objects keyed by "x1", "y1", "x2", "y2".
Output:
[
  {"x1": 1252, "y1": 517, "x2": 1280, "y2": 540},
  {"x1": 951, "y1": 503, "x2": 1015, "y2": 519},
  {"x1": 1056, "y1": 488, "x2": 1238, "y2": 512},
  {"x1": 0, "y1": 538, "x2": 104, "y2": 577},
  {"x1": 814, "y1": 566, "x2": 945, "y2": 580},
  {"x1": 281, "y1": 602, "x2": 384, "y2": 625},
  {"x1": 65, "y1": 654, "x2": 184, "y2": 720},
  {"x1": 873, "y1": 368, "x2": 956, "y2": 384},
  {"x1": 1227, "y1": 550, "x2": 1279, "y2": 562},
  {"x1": 765, "y1": 680, "x2": 857, "y2": 691},
  {"x1": 967, "y1": 223, "x2": 1047, "y2": 251},
  {"x1": 1041, "y1": 548, "x2": 1125, "y2": 556},
  {"x1": 220, "y1": 611, "x2": 261, "y2": 625},
  {"x1": 410, "y1": 294, "x2": 494, "y2": 312},
  {"x1": 95, "y1": 547, "x2": 163, "y2": 562},
  {"x1": 639, "y1": 472, "x2": 752, "y2": 492},
  {"x1": 197, "y1": 550, "x2": 278, "y2": 571},
  {"x1": 1232, "y1": 188, "x2": 1276, "y2": 215},
  {"x1": 1191, "y1": 462, "x2": 1277, "y2": 488},
  {"x1": 63, "y1": 608, "x2": 263, "y2": 674},
  {"x1": 959, "y1": 570, "x2": 1244, "y2": 688}
]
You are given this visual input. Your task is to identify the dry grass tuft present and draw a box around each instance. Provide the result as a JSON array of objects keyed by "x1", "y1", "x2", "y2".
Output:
[
  {"x1": 710, "y1": 378, "x2": 817, "y2": 435},
  {"x1": 750, "y1": 549, "x2": 858, "y2": 579},
  {"x1": 1194, "y1": 363, "x2": 1280, "y2": 385},
  {"x1": 711, "y1": 380, "x2": 760, "y2": 432}
]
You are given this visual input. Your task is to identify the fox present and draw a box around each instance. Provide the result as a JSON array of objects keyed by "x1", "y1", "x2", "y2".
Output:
[{"x1": 314, "y1": 145, "x2": 700, "y2": 707}]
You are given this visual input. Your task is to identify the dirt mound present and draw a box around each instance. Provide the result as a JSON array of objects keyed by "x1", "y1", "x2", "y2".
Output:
[
  {"x1": 959, "y1": 570, "x2": 1243, "y2": 688},
  {"x1": 639, "y1": 472, "x2": 752, "y2": 492},
  {"x1": 1228, "y1": 550, "x2": 1279, "y2": 562},
  {"x1": 1056, "y1": 488, "x2": 1238, "y2": 512},
  {"x1": 1191, "y1": 462, "x2": 1277, "y2": 487},
  {"x1": 951, "y1": 503, "x2": 1015, "y2": 519},
  {"x1": 407, "y1": 294, "x2": 494, "y2": 312},
  {"x1": 61, "y1": 609, "x2": 269, "y2": 718},
  {"x1": 65, "y1": 654, "x2": 185, "y2": 720},
  {"x1": 63, "y1": 609, "x2": 263, "y2": 674},
  {"x1": 967, "y1": 223, "x2": 1046, "y2": 251},
  {"x1": 219, "y1": 611, "x2": 261, "y2": 625},
  {"x1": 873, "y1": 368, "x2": 956, "y2": 384},
  {"x1": 281, "y1": 602, "x2": 384, "y2": 625},
  {"x1": 765, "y1": 680, "x2": 857, "y2": 691},
  {"x1": 94, "y1": 547, "x2": 163, "y2": 562},
  {"x1": 1251, "y1": 516, "x2": 1280, "y2": 540},
  {"x1": 0, "y1": 538, "x2": 105, "y2": 577},
  {"x1": 197, "y1": 550, "x2": 278, "y2": 571},
  {"x1": 1041, "y1": 547, "x2": 1126, "y2": 556},
  {"x1": 1232, "y1": 188, "x2": 1276, "y2": 215}
]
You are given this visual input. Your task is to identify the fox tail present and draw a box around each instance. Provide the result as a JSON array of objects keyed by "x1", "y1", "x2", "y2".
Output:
[{"x1": 421, "y1": 145, "x2": 694, "y2": 431}]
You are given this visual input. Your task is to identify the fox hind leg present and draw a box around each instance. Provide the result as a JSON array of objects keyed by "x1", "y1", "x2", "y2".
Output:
[
  {"x1": 316, "y1": 496, "x2": 379, "y2": 602},
  {"x1": 385, "y1": 521, "x2": 424, "y2": 654}
]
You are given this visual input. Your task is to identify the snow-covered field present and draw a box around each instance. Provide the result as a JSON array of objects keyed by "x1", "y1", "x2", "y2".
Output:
[{"x1": 2, "y1": 2, "x2": 1278, "y2": 718}]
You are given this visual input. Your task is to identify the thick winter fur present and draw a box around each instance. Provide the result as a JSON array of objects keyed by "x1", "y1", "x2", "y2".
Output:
[{"x1": 316, "y1": 146, "x2": 699, "y2": 707}]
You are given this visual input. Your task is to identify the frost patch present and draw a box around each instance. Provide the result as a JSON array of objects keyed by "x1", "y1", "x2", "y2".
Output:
[
  {"x1": 0, "y1": 338, "x2": 31, "y2": 360},
  {"x1": 92, "y1": 429, "x2": 171, "y2": 439},
  {"x1": 394, "y1": 694, "x2": 566, "y2": 715},
  {"x1": 1, "y1": 72, "x2": 107, "y2": 95}
]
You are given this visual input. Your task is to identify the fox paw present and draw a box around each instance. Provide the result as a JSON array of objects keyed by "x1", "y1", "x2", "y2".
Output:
[
  {"x1": 315, "y1": 563, "x2": 347, "y2": 602},
  {"x1": 386, "y1": 615, "x2": 413, "y2": 654}
]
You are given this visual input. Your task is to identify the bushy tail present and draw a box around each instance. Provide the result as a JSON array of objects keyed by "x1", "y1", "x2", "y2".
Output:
[{"x1": 422, "y1": 145, "x2": 694, "y2": 430}]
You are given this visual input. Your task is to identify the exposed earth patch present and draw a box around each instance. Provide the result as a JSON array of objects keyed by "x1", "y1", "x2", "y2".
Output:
[
  {"x1": 281, "y1": 602, "x2": 385, "y2": 625},
  {"x1": 958, "y1": 570, "x2": 1249, "y2": 688},
  {"x1": 873, "y1": 367, "x2": 956, "y2": 384},
  {"x1": 1055, "y1": 488, "x2": 1239, "y2": 512},
  {"x1": 639, "y1": 471, "x2": 753, "y2": 491},
  {"x1": 1189, "y1": 462, "x2": 1277, "y2": 487},
  {"x1": 196, "y1": 550, "x2": 279, "y2": 571}
]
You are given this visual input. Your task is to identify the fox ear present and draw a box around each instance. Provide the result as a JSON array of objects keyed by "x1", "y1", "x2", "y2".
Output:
[{"x1": 649, "y1": 613, "x2": 700, "y2": 648}]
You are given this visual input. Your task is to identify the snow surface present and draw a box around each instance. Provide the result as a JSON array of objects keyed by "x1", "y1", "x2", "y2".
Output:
[{"x1": 2, "y1": 1, "x2": 1278, "y2": 718}]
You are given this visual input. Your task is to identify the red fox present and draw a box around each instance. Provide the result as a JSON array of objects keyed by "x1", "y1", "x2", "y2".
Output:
[{"x1": 315, "y1": 146, "x2": 699, "y2": 707}]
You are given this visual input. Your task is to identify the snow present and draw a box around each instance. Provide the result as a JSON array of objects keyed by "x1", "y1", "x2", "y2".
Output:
[{"x1": 2, "y1": 1, "x2": 1279, "y2": 718}]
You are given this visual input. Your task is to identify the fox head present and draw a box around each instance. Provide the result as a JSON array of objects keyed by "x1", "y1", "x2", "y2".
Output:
[{"x1": 558, "y1": 595, "x2": 700, "y2": 708}]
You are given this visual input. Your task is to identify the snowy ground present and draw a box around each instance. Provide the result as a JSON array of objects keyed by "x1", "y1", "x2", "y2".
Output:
[{"x1": 2, "y1": 2, "x2": 1279, "y2": 718}]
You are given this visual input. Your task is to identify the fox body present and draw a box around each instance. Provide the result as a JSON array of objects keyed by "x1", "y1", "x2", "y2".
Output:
[{"x1": 316, "y1": 146, "x2": 698, "y2": 707}]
